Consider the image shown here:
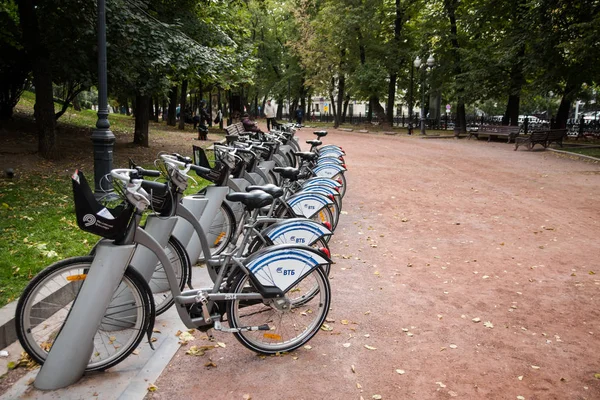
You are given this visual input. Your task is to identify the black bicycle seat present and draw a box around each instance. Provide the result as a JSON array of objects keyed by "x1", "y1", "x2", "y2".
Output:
[
  {"x1": 247, "y1": 184, "x2": 284, "y2": 199},
  {"x1": 313, "y1": 130, "x2": 328, "y2": 138},
  {"x1": 226, "y1": 190, "x2": 273, "y2": 211},
  {"x1": 306, "y1": 139, "x2": 322, "y2": 146},
  {"x1": 294, "y1": 151, "x2": 318, "y2": 162},
  {"x1": 273, "y1": 166, "x2": 300, "y2": 181}
]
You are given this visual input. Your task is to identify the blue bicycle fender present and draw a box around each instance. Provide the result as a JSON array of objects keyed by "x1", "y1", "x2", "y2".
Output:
[
  {"x1": 302, "y1": 177, "x2": 342, "y2": 188},
  {"x1": 245, "y1": 244, "x2": 331, "y2": 293},
  {"x1": 286, "y1": 192, "x2": 334, "y2": 218},
  {"x1": 313, "y1": 163, "x2": 347, "y2": 178},
  {"x1": 261, "y1": 218, "x2": 332, "y2": 246}
]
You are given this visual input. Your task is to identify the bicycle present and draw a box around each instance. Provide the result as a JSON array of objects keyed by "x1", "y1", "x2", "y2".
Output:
[{"x1": 17, "y1": 165, "x2": 332, "y2": 374}]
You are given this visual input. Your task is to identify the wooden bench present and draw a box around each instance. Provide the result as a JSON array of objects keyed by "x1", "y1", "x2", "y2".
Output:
[
  {"x1": 514, "y1": 129, "x2": 567, "y2": 151},
  {"x1": 467, "y1": 125, "x2": 521, "y2": 143},
  {"x1": 224, "y1": 122, "x2": 245, "y2": 136}
]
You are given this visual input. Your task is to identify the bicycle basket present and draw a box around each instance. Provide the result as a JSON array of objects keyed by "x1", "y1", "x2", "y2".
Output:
[
  {"x1": 142, "y1": 180, "x2": 173, "y2": 216},
  {"x1": 71, "y1": 170, "x2": 134, "y2": 239},
  {"x1": 194, "y1": 145, "x2": 228, "y2": 185}
]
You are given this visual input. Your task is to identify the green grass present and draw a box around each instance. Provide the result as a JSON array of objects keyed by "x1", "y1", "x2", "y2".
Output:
[
  {"x1": 0, "y1": 174, "x2": 96, "y2": 306},
  {"x1": 0, "y1": 169, "x2": 210, "y2": 307},
  {"x1": 561, "y1": 147, "x2": 600, "y2": 159},
  {"x1": 0, "y1": 92, "x2": 218, "y2": 307}
]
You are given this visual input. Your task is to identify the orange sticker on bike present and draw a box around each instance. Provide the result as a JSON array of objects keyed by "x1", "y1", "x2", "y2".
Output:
[
  {"x1": 263, "y1": 333, "x2": 282, "y2": 340},
  {"x1": 213, "y1": 231, "x2": 226, "y2": 246},
  {"x1": 66, "y1": 274, "x2": 87, "y2": 281}
]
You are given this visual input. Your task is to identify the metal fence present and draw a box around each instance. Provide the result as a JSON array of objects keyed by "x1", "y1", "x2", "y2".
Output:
[{"x1": 289, "y1": 112, "x2": 600, "y2": 138}]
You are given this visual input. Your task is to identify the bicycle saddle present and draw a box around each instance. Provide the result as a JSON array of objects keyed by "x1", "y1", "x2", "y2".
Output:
[
  {"x1": 313, "y1": 130, "x2": 328, "y2": 138},
  {"x1": 273, "y1": 166, "x2": 300, "y2": 181},
  {"x1": 246, "y1": 184, "x2": 284, "y2": 199},
  {"x1": 306, "y1": 139, "x2": 322, "y2": 146},
  {"x1": 294, "y1": 151, "x2": 318, "y2": 162},
  {"x1": 226, "y1": 190, "x2": 273, "y2": 211}
]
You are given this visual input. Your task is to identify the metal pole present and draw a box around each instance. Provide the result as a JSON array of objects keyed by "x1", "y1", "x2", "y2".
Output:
[
  {"x1": 91, "y1": 0, "x2": 115, "y2": 195},
  {"x1": 408, "y1": 63, "x2": 414, "y2": 135},
  {"x1": 420, "y1": 67, "x2": 426, "y2": 135},
  {"x1": 288, "y1": 79, "x2": 291, "y2": 122}
]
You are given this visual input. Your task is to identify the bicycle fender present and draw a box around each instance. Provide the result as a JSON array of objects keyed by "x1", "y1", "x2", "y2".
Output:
[
  {"x1": 286, "y1": 192, "x2": 334, "y2": 219},
  {"x1": 261, "y1": 218, "x2": 332, "y2": 246},
  {"x1": 319, "y1": 144, "x2": 345, "y2": 154},
  {"x1": 317, "y1": 156, "x2": 343, "y2": 165},
  {"x1": 245, "y1": 244, "x2": 331, "y2": 293},
  {"x1": 298, "y1": 186, "x2": 339, "y2": 198},
  {"x1": 318, "y1": 148, "x2": 345, "y2": 157},
  {"x1": 302, "y1": 177, "x2": 342, "y2": 188},
  {"x1": 313, "y1": 163, "x2": 347, "y2": 178}
]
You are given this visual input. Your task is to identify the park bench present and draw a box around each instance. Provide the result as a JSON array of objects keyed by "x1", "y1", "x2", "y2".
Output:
[
  {"x1": 514, "y1": 128, "x2": 567, "y2": 151},
  {"x1": 467, "y1": 125, "x2": 521, "y2": 143}
]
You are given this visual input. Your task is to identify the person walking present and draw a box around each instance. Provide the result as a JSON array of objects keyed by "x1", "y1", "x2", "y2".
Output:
[
  {"x1": 295, "y1": 106, "x2": 304, "y2": 126},
  {"x1": 264, "y1": 99, "x2": 276, "y2": 131},
  {"x1": 196, "y1": 100, "x2": 210, "y2": 140}
]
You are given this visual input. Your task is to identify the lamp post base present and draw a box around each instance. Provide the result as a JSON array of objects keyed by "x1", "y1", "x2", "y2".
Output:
[{"x1": 91, "y1": 128, "x2": 115, "y2": 196}]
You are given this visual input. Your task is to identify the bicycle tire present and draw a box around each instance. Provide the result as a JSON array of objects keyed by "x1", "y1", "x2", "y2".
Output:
[
  {"x1": 152, "y1": 235, "x2": 190, "y2": 315},
  {"x1": 332, "y1": 172, "x2": 347, "y2": 198},
  {"x1": 15, "y1": 257, "x2": 153, "y2": 371},
  {"x1": 207, "y1": 202, "x2": 236, "y2": 257},
  {"x1": 227, "y1": 266, "x2": 330, "y2": 354}
]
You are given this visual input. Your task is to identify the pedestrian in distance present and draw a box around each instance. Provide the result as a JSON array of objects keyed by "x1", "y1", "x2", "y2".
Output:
[
  {"x1": 295, "y1": 106, "x2": 304, "y2": 126},
  {"x1": 196, "y1": 100, "x2": 210, "y2": 141},
  {"x1": 264, "y1": 99, "x2": 276, "y2": 131}
]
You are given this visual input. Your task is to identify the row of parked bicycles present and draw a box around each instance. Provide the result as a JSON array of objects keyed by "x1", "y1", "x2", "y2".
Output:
[{"x1": 15, "y1": 125, "x2": 348, "y2": 377}]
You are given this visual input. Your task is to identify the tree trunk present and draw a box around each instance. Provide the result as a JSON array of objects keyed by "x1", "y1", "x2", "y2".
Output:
[
  {"x1": 502, "y1": 95, "x2": 520, "y2": 126},
  {"x1": 73, "y1": 95, "x2": 82, "y2": 111},
  {"x1": 341, "y1": 95, "x2": 350, "y2": 123},
  {"x1": 555, "y1": 83, "x2": 576, "y2": 129},
  {"x1": 154, "y1": 97, "x2": 159, "y2": 122},
  {"x1": 124, "y1": 98, "x2": 130, "y2": 116},
  {"x1": 502, "y1": 45, "x2": 525, "y2": 126},
  {"x1": 336, "y1": 74, "x2": 345, "y2": 128},
  {"x1": 167, "y1": 85, "x2": 177, "y2": 126},
  {"x1": 329, "y1": 92, "x2": 338, "y2": 127},
  {"x1": 134, "y1": 94, "x2": 150, "y2": 147},
  {"x1": 18, "y1": 0, "x2": 59, "y2": 159},
  {"x1": 387, "y1": 73, "x2": 397, "y2": 125},
  {"x1": 445, "y1": 0, "x2": 467, "y2": 136},
  {"x1": 149, "y1": 97, "x2": 155, "y2": 121},
  {"x1": 276, "y1": 96, "x2": 284, "y2": 120},
  {"x1": 178, "y1": 79, "x2": 188, "y2": 130}
]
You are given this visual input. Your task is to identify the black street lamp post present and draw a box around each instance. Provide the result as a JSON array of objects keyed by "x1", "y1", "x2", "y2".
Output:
[
  {"x1": 414, "y1": 54, "x2": 435, "y2": 135},
  {"x1": 91, "y1": 0, "x2": 115, "y2": 195}
]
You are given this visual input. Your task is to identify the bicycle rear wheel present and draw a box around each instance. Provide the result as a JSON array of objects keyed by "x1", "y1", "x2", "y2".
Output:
[
  {"x1": 15, "y1": 257, "x2": 153, "y2": 371},
  {"x1": 205, "y1": 202, "x2": 236, "y2": 258},
  {"x1": 227, "y1": 267, "x2": 330, "y2": 354}
]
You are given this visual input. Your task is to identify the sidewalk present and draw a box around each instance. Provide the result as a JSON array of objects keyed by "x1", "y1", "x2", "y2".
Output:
[{"x1": 0, "y1": 266, "x2": 212, "y2": 400}]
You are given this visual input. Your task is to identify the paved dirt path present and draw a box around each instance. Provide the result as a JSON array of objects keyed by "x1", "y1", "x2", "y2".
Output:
[{"x1": 148, "y1": 129, "x2": 600, "y2": 400}]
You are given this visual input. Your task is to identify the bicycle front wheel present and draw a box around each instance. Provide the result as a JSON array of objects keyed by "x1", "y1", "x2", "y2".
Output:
[
  {"x1": 227, "y1": 266, "x2": 330, "y2": 354},
  {"x1": 151, "y1": 235, "x2": 190, "y2": 315},
  {"x1": 15, "y1": 257, "x2": 153, "y2": 371}
]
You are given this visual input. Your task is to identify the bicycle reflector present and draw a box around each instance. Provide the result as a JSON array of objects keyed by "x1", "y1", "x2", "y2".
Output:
[
  {"x1": 328, "y1": 194, "x2": 335, "y2": 202},
  {"x1": 319, "y1": 247, "x2": 331, "y2": 258},
  {"x1": 341, "y1": 164, "x2": 347, "y2": 169},
  {"x1": 336, "y1": 178, "x2": 343, "y2": 185},
  {"x1": 322, "y1": 221, "x2": 332, "y2": 230}
]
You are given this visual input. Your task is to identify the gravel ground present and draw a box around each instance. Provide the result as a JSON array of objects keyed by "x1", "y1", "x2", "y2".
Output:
[{"x1": 145, "y1": 127, "x2": 600, "y2": 400}]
